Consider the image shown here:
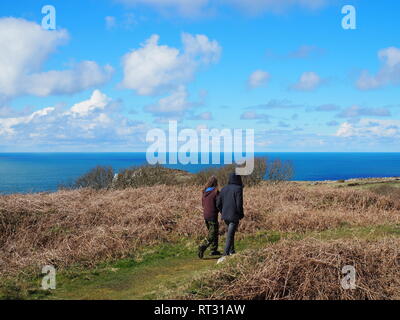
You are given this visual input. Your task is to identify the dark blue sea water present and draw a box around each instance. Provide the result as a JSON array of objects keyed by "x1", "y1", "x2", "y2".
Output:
[{"x1": 1, "y1": 153, "x2": 400, "y2": 194}]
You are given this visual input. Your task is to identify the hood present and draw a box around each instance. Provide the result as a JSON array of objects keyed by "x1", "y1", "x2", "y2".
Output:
[
  {"x1": 228, "y1": 173, "x2": 243, "y2": 186},
  {"x1": 203, "y1": 187, "x2": 217, "y2": 196}
]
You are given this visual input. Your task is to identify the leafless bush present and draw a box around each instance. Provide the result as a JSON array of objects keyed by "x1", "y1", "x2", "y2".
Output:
[
  {"x1": 244, "y1": 157, "x2": 268, "y2": 186},
  {"x1": 74, "y1": 166, "x2": 114, "y2": 190},
  {"x1": 191, "y1": 158, "x2": 267, "y2": 187},
  {"x1": 267, "y1": 159, "x2": 294, "y2": 183}
]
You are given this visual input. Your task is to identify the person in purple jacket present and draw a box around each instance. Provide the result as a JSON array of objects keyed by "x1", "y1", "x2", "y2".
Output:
[{"x1": 198, "y1": 176, "x2": 221, "y2": 259}]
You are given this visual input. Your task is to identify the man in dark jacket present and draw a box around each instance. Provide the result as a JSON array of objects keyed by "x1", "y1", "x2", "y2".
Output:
[{"x1": 217, "y1": 173, "x2": 244, "y2": 256}]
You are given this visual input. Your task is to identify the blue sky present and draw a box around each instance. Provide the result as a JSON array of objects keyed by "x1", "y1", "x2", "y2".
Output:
[{"x1": 0, "y1": 0, "x2": 399, "y2": 152}]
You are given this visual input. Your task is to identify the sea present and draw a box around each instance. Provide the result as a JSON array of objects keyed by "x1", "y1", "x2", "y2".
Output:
[{"x1": 1, "y1": 152, "x2": 400, "y2": 194}]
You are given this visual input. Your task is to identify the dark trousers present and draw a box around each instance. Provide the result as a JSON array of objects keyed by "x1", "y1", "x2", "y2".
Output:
[
  {"x1": 224, "y1": 220, "x2": 238, "y2": 256},
  {"x1": 200, "y1": 220, "x2": 219, "y2": 252}
]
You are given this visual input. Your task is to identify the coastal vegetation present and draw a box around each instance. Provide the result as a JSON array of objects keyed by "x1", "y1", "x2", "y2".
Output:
[{"x1": 1, "y1": 159, "x2": 400, "y2": 300}]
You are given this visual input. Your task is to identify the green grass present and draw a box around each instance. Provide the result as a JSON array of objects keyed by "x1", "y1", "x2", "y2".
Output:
[
  {"x1": 296, "y1": 178, "x2": 400, "y2": 190},
  {"x1": 354, "y1": 181, "x2": 400, "y2": 190},
  {"x1": 2, "y1": 224, "x2": 400, "y2": 300}
]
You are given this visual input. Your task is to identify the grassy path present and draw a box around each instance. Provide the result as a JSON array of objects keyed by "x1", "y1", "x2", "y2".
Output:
[
  {"x1": 19, "y1": 224, "x2": 400, "y2": 300},
  {"x1": 53, "y1": 255, "x2": 217, "y2": 300}
]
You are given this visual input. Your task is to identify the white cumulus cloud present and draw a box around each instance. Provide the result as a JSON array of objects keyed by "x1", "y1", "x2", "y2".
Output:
[
  {"x1": 0, "y1": 18, "x2": 113, "y2": 101},
  {"x1": 0, "y1": 107, "x2": 55, "y2": 136},
  {"x1": 0, "y1": 90, "x2": 145, "y2": 148},
  {"x1": 144, "y1": 85, "x2": 190, "y2": 114},
  {"x1": 120, "y1": 33, "x2": 221, "y2": 95},
  {"x1": 336, "y1": 119, "x2": 400, "y2": 138},
  {"x1": 68, "y1": 90, "x2": 111, "y2": 117}
]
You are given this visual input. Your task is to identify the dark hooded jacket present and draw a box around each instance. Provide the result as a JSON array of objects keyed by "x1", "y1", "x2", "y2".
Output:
[
  {"x1": 217, "y1": 173, "x2": 244, "y2": 222},
  {"x1": 202, "y1": 187, "x2": 219, "y2": 221}
]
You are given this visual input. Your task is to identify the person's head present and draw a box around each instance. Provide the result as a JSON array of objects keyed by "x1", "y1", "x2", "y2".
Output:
[
  {"x1": 204, "y1": 175, "x2": 218, "y2": 191},
  {"x1": 228, "y1": 172, "x2": 243, "y2": 186}
]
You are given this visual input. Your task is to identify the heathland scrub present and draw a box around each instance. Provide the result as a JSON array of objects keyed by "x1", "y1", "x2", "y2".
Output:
[
  {"x1": 1, "y1": 178, "x2": 400, "y2": 300},
  {"x1": 3, "y1": 224, "x2": 400, "y2": 300}
]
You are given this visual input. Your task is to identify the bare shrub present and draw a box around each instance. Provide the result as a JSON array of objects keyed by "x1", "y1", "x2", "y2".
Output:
[
  {"x1": 267, "y1": 159, "x2": 294, "y2": 183},
  {"x1": 191, "y1": 158, "x2": 267, "y2": 187},
  {"x1": 190, "y1": 164, "x2": 234, "y2": 187},
  {"x1": 74, "y1": 166, "x2": 114, "y2": 190},
  {"x1": 244, "y1": 157, "x2": 267, "y2": 186},
  {"x1": 182, "y1": 238, "x2": 400, "y2": 300}
]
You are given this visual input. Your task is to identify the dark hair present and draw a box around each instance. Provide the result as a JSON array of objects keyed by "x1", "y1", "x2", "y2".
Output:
[{"x1": 204, "y1": 175, "x2": 218, "y2": 191}]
